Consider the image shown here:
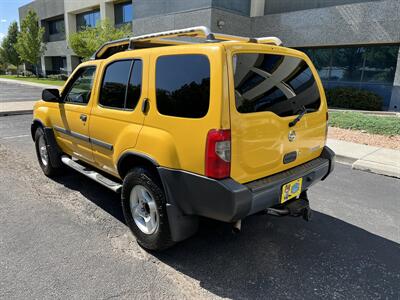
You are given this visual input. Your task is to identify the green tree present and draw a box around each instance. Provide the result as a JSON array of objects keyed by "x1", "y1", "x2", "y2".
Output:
[
  {"x1": 15, "y1": 10, "x2": 46, "y2": 78},
  {"x1": 69, "y1": 19, "x2": 131, "y2": 60},
  {"x1": 0, "y1": 21, "x2": 21, "y2": 71}
]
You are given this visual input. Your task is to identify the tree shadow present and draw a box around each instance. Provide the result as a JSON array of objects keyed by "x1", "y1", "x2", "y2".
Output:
[{"x1": 52, "y1": 169, "x2": 400, "y2": 299}]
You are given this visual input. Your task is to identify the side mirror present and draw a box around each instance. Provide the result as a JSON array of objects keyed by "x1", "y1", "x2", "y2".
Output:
[{"x1": 42, "y1": 89, "x2": 61, "y2": 102}]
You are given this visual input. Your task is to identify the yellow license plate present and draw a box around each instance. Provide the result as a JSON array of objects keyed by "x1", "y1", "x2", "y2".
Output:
[{"x1": 281, "y1": 178, "x2": 303, "y2": 203}]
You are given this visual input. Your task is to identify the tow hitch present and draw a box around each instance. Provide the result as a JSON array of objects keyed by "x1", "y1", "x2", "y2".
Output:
[{"x1": 265, "y1": 193, "x2": 312, "y2": 221}]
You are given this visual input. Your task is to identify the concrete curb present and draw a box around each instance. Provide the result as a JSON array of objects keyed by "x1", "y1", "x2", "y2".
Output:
[
  {"x1": 0, "y1": 110, "x2": 33, "y2": 117},
  {"x1": 0, "y1": 101, "x2": 36, "y2": 117},
  {"x1": 327, "y1": 139, "x2": 400, "y2": 179}
]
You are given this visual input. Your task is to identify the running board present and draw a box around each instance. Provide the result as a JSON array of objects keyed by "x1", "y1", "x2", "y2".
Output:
[{"x1": 61, "y1": 156, "x2": 122, "y2": 193}]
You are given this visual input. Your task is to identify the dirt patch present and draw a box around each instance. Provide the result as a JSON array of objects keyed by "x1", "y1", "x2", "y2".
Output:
[{"x1": 328, "y1": 127, "x2": 400, "y2": 150}]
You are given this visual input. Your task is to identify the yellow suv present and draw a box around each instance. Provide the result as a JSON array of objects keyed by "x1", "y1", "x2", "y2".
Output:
[{"x1": 31, "y1": 27, "x2": 335, "y2": 250}]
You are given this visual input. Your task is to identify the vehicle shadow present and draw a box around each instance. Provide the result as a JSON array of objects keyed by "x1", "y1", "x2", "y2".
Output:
[
  {"x1": 53, "y1": 168, "x2": 400, "y2": 299},
  {"x1": 156, "y1": 213, "x2": 400, "y2": 299},
  {"x1": 52, "y1": 168, "x2": 125, "y2": 224}
]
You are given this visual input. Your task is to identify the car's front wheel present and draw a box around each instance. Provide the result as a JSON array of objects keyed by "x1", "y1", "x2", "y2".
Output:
[
  {"x1": 34, "y1": 127, "x2": 60, "y2": 177},
  {"x1": 121, "y1": 167, "x2": 175, "y2": 251}
]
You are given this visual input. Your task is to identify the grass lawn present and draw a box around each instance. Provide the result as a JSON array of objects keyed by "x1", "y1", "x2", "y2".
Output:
[
  {"x1": 0, "y1": 75, "x2": 66, "y2": 86},
  {"x1": 329, "y1": 112, "x2": 400, "y2": 136}
]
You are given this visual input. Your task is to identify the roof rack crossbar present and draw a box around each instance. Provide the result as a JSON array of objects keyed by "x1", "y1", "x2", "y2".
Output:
[
  {"x1": 92, "y1": 26, "x2": 282, "y2": 60},
  {"x1": 128, "y1": 26, "x2": 215, "y2": 49}
]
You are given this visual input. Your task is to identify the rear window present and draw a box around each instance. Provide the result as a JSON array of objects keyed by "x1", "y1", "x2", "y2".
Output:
[
  {"x1": 156, "y1": 54, "x2": 210, "y2": 118},
  {"x1": 233, "y1": 53, "x2": 321, "y2": 117}
]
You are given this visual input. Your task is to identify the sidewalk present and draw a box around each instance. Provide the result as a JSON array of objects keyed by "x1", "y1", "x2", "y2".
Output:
[
  {"x1": 0, "y1": 101, "x2": 37, "y2": 116},
  {"x1": 327, "y1": 139, "x2": 400, "y2": 178}
]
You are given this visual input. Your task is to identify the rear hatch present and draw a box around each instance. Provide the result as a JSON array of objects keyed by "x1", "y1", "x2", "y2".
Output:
[{"x1": 227, "y1": 48, "x2": 328, "y2": 184}]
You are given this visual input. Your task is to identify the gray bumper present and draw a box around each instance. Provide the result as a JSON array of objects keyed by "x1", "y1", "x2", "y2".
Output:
[{"x1": 159, "y1": 146, "x2": 335, "y2": 241}]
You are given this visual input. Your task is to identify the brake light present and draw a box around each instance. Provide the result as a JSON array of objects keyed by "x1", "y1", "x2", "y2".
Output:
[{"x1": 205, "y1": 129, "x2": 231, "y2": 179}]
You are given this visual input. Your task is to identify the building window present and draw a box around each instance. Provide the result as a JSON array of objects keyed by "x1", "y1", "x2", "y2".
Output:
[
  {"x1": 156, "y1": 54, "x2": 210, "y2": 118},
  {"x1": 48, "y1": 19, "x2": 65, "y2": 35},
  {"x1": 76, "y1": 10, "x2": 100, "y2": 31},
  {"x1": 100, "y1": 59, "x2": 142, "y2": 110},
  {"x1": 299, "y1": 45, "x2": 400, "y2": 108},
  {"x1": 115, "y1": 1, "x2": 133, "y2": 25},
  {"x1": 50, "y1": 57, "x2": 67, "y2": 75}
]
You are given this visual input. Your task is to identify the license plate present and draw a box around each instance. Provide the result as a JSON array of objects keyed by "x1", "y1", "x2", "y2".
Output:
[{"x1": 281, "y1": 178, "x2": 303, "y2": 203}]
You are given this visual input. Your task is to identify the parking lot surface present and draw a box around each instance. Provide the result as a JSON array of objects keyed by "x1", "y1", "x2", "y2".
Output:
[
  {"x1": 0, "y1": 114, "x2": 399, "y2": 299},
  {"x1": 0, "y1": 81, "x2": 44, "y2": 103}
]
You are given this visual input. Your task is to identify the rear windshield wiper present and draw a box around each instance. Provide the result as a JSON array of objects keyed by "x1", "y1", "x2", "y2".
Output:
[{"x1": 289, "y1": 106, "x2": 306, "y2": 127}]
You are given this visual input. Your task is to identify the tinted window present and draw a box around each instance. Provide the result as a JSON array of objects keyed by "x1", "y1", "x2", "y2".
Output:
[
  {"x1": 100, "y1": 60, "x2": 142, "y2": 110},
  {"x1": 64, "y1": 67, "x2": 96, "y2": 105},
  {"x1": 156, "y1": 55, "x2": 210, "y2": 118},
  {"x1": 48, "y1": 19, "x2": 64, "y2": 35},
  {"x1": 126, "y1": 60, "x2": 142, "y2": 109},
  {"x1": 233, "y1": 53, "x2": 320, "y2": 117},
  {"x1": 297, "y1": 45, "x2": 400, "y2": 108}
]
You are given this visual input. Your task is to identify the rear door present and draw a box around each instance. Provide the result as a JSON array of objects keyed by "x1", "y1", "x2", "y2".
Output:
[
  {"x1": 89, "y1": 55, "x2": 147, "y2": 175},
  {"x1": 227, "y1": 47, "x2": 328, "y2": 184}
]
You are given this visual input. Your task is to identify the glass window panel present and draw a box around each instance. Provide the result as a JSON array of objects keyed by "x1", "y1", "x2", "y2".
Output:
[
  {"x1": 100, "y1": 60, "x2": 132, "y2": 109},
  {"x1": 362, "y1": 45, "x2": 399, "y2": 84},
  {"x1": 312, "y1": 48, "x2": 332, "y2": 80},
  {"x1": 233, "y1": 53, "x2": 321, "y2": 117},
  {"x1": 156, "y1": 55, "x2": 210, "y2": 118},
  {"x1": 76, "y1": 10, "x2": 100, "y2": 31},
  {"x1": 115, "y1": 2, "x2": 133, "y2": 24},
  {"x1": 331, "y1": 47, "x2": 364, "y2": 82},
  {"x1": 64, "y1": 67, "x2": 96, "y2": 105},
  {"x1": 126, "y1": 60, "x2": 142, "y2": 110}
]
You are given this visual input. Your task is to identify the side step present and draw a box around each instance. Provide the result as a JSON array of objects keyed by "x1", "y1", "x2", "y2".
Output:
[{"x1": 61, "y1": 156, "x2": 122, "y2": 193}]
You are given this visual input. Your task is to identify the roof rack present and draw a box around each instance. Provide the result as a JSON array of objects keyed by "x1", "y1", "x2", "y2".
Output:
[{"x1": 91, "y1": 26, "x2": 283, "y2": 60}]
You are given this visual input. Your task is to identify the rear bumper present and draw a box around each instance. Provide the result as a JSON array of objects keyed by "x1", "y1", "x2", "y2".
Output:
[{"x1": 159, "y1": 146, "x2": 335, "y2": 224}]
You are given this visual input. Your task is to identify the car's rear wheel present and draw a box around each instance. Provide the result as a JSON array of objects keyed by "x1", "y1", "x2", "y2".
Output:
[
  {"x1": 121, "y1": 167, "x2": 175, "y2": 251},
  {"x1": 34, "y1": 127, "x2": 60, "y2": 177}
]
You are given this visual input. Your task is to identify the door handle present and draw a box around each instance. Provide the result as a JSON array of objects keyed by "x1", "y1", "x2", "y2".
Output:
[
  {"x1": 80, "y1": 114, "x2": 87, "y2": 122},
  {"x1": 141, "y1": 98, "x2": 149, "y2": 114}
]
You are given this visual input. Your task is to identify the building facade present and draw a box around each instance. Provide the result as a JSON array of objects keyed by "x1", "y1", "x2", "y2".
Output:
[{"x1": 19, "y1": 0, "x2": 400, "y2": 111}]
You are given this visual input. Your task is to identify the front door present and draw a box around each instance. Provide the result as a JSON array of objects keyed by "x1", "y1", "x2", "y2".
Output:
[{"x1": 54, "y1": 65, "x2": 98, "y2": 163}]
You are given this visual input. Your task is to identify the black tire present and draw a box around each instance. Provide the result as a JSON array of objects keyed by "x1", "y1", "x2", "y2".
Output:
[
  {"x1": 121, "y1": 167, "x2": 175, "y2": 251},
  {"x1": 34, "y1": 127, "x2": 60, "y2": 177}
]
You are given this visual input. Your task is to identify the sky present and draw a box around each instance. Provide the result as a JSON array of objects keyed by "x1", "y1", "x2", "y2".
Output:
[{"x1": 0, "y1": 0, "x2": 32, "y2": 42}]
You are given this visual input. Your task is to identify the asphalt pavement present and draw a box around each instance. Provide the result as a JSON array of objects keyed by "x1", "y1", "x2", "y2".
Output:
[
  {"x1": 0, "y1": 114, "x2": 399, "y2": 299},
  {"x1": 0, "y1": 80, "x2": 44, "y2": 103}
]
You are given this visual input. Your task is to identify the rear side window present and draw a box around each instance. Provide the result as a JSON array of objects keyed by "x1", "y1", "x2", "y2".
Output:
[
  {"x1": 100, "y1": 59, "x2": 142, "y2": 109},
  {"x1": 233, "y1": 53, "x2": 321, "y2": 117},
  {"x1": 156, "y1": 54, "x2": 210, "y2": 118}
]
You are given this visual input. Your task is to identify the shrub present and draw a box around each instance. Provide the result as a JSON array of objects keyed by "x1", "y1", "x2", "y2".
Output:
[
  {"x1": 325, "y1": 87, "x2": 383, "y2": 111},
  {"x1": 19, "y1": 70, "x2": 34, "y2": 77},
  {"x1": 47, "y1": 74, "x2": 68, "y2": 81}
]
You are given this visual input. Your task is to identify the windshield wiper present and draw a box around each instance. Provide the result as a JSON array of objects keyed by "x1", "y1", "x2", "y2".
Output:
[{"x1": 289, "y1": 106, "x2": 306, "y2": 127}]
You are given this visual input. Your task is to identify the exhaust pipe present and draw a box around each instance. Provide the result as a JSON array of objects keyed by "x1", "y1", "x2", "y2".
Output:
[{"x1": 232, "y1": 220, "x2": 241, "y2": 233}]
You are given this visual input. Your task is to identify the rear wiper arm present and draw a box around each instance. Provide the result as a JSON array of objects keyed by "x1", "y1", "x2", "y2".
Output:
[{"x1": 289, "y1": 106, "x2": 306, "y2": 127}]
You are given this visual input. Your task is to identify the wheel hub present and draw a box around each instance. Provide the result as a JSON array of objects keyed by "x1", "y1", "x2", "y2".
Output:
[
  {"x1": 38, "y1": 136, "x2": 49, "y2": 166},
  {"x1": 129, "y1": 185, "x2": 159, "y2": 235}
]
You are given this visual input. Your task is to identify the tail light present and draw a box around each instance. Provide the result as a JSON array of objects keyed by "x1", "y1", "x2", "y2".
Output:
[{"x1": 205, "y1": 129, "x2": 231, "y2": 179}]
